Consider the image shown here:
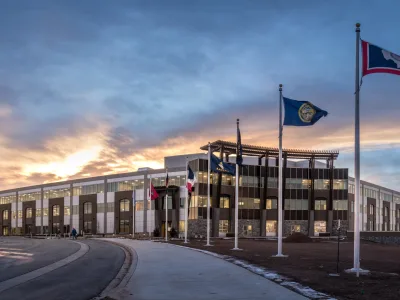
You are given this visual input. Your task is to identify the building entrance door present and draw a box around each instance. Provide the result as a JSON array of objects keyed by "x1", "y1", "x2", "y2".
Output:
[
  {"x1": 161, "y1": 222, "x2": 171, "y2": 237},
  {"x1": 2, "y1": 226, "x2": 9, "y2": 236},
  {"x1": 25, "y1": 224, "x2": 32, "y2": 235},
  {"x1": 266, "y1": 221, "x2": 277, "y2": 237}
]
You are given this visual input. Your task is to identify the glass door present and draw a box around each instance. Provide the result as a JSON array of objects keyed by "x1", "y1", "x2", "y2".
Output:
[
  {"x1": 266, "y1": 221, "x2": 277, "y2": 236},
  {"x1": 2, "y1": 226, "x2": 9, "y2": 236}
]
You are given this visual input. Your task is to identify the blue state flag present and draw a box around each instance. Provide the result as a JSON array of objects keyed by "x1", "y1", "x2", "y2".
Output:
[
  {"x1": 211, "y1": 154, "x2": 235, "y2": 175},
  {"x1": 283, "y1": 97, "x2": 328, "y2": 126}
]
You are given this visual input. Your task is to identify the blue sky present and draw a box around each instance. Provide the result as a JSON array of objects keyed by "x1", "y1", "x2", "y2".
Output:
[{"x1": 1, "y1": 0, "x2": 400, "y2": 190}]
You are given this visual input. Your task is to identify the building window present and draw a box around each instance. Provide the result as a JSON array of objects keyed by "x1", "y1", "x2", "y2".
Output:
[
  {"x1": 243, "y1": 225, "x2": 252, "y2": 236},
  {"x1": 369, "y1": 204, "x2": 374, "y2": 215},
  {"x1": 333, "y1": 200, "x2": 348, "y2": 211},
  {"x1": 84, "y1": 221, "x2": 92, "y2": 233},
  {"x1": 219, "y1": 220, "x2": 229, "y2": 233},
  {"x1": 179, "y1": 220, "x2": 185, "y2": 233},
  {"x1": 120, "y1": 199, "x2": 130, "y2": 212},
  {"x1": 135, "y1": 201, "x2": 144, "y2": 211},
  {"x1": 220, "y1": 197, "x2": 229, "y2": 208},
  {"x1": 266, "y1": 198, "x2": 277, "y2": 210},
  {"x1": 84, "y1": 202, "x2": 92, "y2": 214},
  {"x1": 333, "y1": 180, "x2": 348, "y2": 190},
  {"x1": 315, "y1": 200, "x2": 327, "y2": 210},
  {"x1": 119, "y1": 220, "x2": 129, "y2": 234},
  {"x1": 64, "y1": 206, "x2": 70, "y2": 216},
  {"x1": 266, "y1": 221, "x2": 277, "y2": 234},
  {"x1": 291, "y1": 225, "x2": 301, "y2": 233},
  {"x1": 314, "y1": 180, "x2": 330, "y2": 190},
  {"x1": 253, "y1": 198, "x2": 260, "y2": 209},
  {"x1": 26, "y1": 208, "x2": 33, "y2": 218},
  {"x1": 385, "y1": 207, "x2": 389, "y2": 217},
  {"x1": 18, "y1": 210, "x2": 22, "y2": 219},
  {"x1": 2, "y1": 210, "x2": 9, "y2": 220},
  {"x1": 314, "y1": 221, "x2": 326, "y2": 234},
  {"x1": 53, "y1": 222, "x2": 60, "y2": 233},
  {"x1": 53, "y1": 205, "x2": 60, "y2": 216},
  {"x1": 36, "y1": 208, "x2": 42, "y2": 217}
]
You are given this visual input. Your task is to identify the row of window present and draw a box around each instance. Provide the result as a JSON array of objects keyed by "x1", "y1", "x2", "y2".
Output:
[
  {"x1": 0, "y1": 195, "x2": 16, "y2": 204},
  {"x1": 195, "y1": 173, "x2": 347, "y2": 190},
  {"x1": 348, "y1": 184, "x2": 400, "y2": 202}
]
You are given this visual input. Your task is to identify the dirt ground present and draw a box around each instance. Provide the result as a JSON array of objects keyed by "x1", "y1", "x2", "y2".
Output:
[{"x1": 168, "y1": 238, "x2": 400, "y2": 299}]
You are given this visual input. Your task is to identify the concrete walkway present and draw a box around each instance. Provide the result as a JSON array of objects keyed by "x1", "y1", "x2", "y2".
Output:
[{"x1": 103, "y1": 239, "x2": 306, "y2": 300}]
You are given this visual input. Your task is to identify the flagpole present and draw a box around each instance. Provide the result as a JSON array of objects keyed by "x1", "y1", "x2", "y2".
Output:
[
  {"x1": 184, "y1": 156, "x2": 189, "y2": 243},
  {"x1": 148, "y1": 175, "x2": 151, "y2": 241},
  {"x1": 165, "y1": 170, "x2": 168, "y2": 242},
  {"x1": 276, "y1": 83, "x2": 284, "y2": 257},
  {"x1": 133, "y1": 188, "x2": 136, "y2": 238},
  {"x1": 353, "y1": 22, "x2": 361, "y2": 275},
  {"x1": 206, "y1": 142, "x2": 211, "y2": 246},
  {"x1": 233, "y1": 119, "x2": 240, "y2": 250}
]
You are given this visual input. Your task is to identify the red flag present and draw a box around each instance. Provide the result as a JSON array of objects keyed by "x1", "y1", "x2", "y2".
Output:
[{"x1": 150, "y1": 182, "x2": 159, "y2": 200}]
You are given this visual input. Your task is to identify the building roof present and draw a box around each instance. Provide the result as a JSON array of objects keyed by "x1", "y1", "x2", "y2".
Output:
[{"x1": 200, "y1": 140, "x2": 339, "y2": 160}]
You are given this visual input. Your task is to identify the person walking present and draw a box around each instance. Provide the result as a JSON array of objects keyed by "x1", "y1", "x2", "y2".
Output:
[{"x1": 71, "y1": 228, "x2": 77, "y2": 240}]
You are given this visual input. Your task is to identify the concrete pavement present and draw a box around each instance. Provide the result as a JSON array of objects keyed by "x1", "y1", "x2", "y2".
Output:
[{"x1": 103, "y1": 239, "x2": 306, "y2": 300}]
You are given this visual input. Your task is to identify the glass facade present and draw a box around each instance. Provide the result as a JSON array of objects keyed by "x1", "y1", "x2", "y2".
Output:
[
  {"x1": 84, "y1": 202, "x2": 92, "y2": 214},
  {"x1": 333, "y1": 200, "x2": 348, "y2": 210},
  {"x1": 284, "y1": 199, "x2": 309, "y2": 210},
  {"x1": 0, "y1": 194, "x2": 16, "y2": 204},
  {"x1": 64, "y1": 206, "x2": 70, "y2": 216},
  {"x1": 151, "y1": 175, "x2": 186, "y2": 187},
  {"x1": 364, "y1": 187, "x2": 378, "y2": 199},
  {"x1": 107, "y1": 180, "x2": 144, "y2": 192},
  {"x1": 19, "y1": 191, "x2": 41, "y2": 202},
  {"x1": 266, "y1": 198, "x2": 277, "y2": 209},
  {"x1": 53, "y1": 205, "x2": 60, "y2": 216},
  {"x1": 381, "y1": 192, "x2": 392, "y2": 202},
  {"x1": 120, "y1": 199, "x2": 130, "y2": 212},
  {"x1": 26, "y1": 208, "x2": 33, "y2": 218},
  {"x1": 315, "y1": 200, "x2": 327, "y2": 210},
  {"x1": 3, "y1": 210, "x2": 9, "y2": 220},
  {"x1": 73, "y1": 184, "x2": 104, "y2": 196},
  {"x1": 44, "y1": 188, "x2": 70, "y2": 199}
]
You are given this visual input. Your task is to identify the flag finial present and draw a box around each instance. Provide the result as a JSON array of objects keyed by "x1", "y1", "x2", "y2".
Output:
[
  {"x1": 356, "y1": 23, "x2": 360, "y2": 32},
  {"x1": 279, "y1": 84, "x2": 283, "y2": 91},
  {"x1": 237, "y1": 118, "x2": 239, "y2": 124}
]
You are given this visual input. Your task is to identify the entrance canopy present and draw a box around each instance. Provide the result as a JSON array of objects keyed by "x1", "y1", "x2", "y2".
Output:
[{"x1": 200, "y1": 140, "x2": 339, "y2": 160}]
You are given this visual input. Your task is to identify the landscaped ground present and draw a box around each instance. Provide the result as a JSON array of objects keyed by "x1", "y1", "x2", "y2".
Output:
[{"x1": 168, "y1": 238, "x2": 400, "y2": 300}]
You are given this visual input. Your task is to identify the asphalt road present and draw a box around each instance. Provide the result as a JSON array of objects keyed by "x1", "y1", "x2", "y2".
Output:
[
  {"x1": 0, "y1": 237, "x2": 125, "y2": 300},
  {"x1": 0, "y1": 237, "x2": 80, "y2": 282}
]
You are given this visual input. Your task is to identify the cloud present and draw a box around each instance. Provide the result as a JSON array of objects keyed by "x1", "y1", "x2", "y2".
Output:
[{"x1": 1, "y1": 1, "x2": 400, "y2": 191}]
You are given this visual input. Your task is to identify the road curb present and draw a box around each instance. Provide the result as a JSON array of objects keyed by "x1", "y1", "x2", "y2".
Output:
[{"x1": 93, "y1": 239, "x2": 138, "y2": 300}]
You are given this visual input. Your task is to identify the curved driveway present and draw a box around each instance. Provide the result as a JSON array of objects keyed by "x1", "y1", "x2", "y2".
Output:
[
  {"x1": 0, "y1": 237, "x2": 125, "y2": 300},
  {"x1": 103, "y1": 239, "x2": 306, "y2": 300}
]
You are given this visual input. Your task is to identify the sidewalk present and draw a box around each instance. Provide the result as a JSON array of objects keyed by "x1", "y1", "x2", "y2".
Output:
[{"x1": 102, "y1": 239, "x2": 306, "y2": 300}]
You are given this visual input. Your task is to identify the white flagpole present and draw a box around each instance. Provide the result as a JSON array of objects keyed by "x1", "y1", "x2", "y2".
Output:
[
  {"x1": 276, "y1": 83, "x2": 284, "y2": 257},
  {"x1": 165, "y1": 170, "x2": 168, "y2": 242},
  {"x1": 206, "y1": 142, "x2": 211, "y2": 246},
  {"x1": 133, "y1": 189, "x2": 136, "y2": 238},
  {"x1": 353, "y1": 23, "x2": 361, "y2": 275},
  {"x1": 148, "y1": 175, "x2": 151, "y2": 240},
  {"x1": 184, "y1": 156, "x2": 189, "y2": 243},
  {"x1": 233, "y1": 119, "x2": 240, "y2": 250}
]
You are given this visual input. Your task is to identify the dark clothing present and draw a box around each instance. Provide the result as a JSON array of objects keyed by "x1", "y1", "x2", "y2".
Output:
[{"x1": 71, "y1": 229, "x2": 77, "y2": 240}]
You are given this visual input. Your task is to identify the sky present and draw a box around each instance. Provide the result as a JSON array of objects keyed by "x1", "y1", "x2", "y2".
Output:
[{"x1": 1, "y1": 0, "x2": 400, "y2": 191}]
